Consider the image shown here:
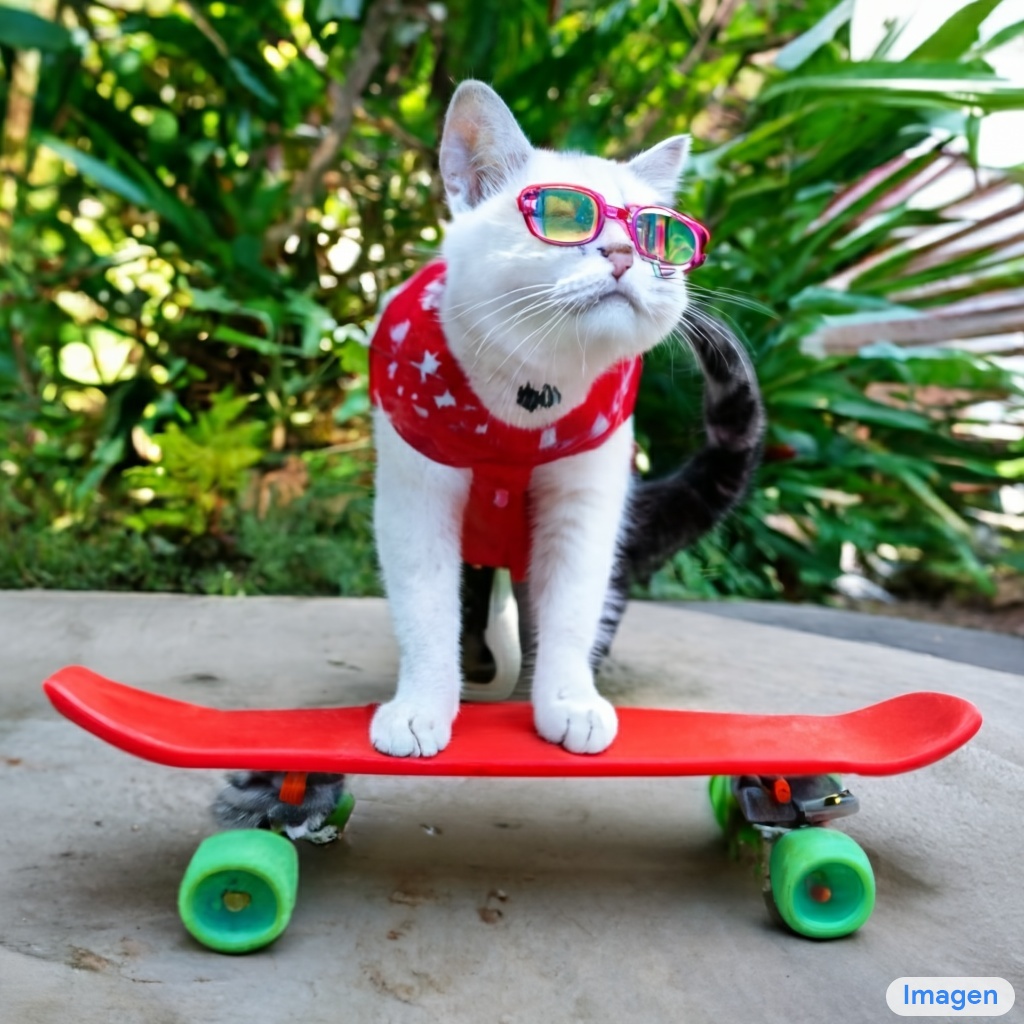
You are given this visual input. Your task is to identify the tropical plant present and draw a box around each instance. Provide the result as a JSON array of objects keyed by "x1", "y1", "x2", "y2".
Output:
[
  {"x1": 1, "y1": 0, "x2": 1022, "y2": 601},
  {"x1": 637, "y1": 0, "x2": 1024, "y2": 600}
]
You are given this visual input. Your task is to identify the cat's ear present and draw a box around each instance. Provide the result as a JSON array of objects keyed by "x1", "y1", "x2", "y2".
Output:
[
  {"x1": 440, "y1": 81, "x2": 532, "y2": 214},
  {"x1": 627, "y1": 135, "x2": 691, "y2": 203}
]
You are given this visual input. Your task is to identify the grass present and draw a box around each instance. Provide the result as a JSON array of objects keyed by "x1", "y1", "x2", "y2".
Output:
[{"x1": 0, "y1": 491, "x2": 382, "y2": 596}]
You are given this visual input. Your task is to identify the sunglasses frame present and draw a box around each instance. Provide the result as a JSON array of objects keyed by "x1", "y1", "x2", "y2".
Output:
[{"x1": 516, "y1": 183, "x2": 710, "y2": 273}]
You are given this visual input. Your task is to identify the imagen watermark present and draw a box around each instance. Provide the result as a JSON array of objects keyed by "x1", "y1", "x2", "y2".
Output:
[{"x1": 887, "y1": 978, "x2": 1015, "y2": 1016}]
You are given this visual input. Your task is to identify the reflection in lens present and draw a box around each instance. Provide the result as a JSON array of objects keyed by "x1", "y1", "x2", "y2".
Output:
[
  {"x1": 537, "y1": 188, "x2": 597, "y2": 243},
  {"x1": 634, "y1": 210, "x2": 696, "y2": 265},
  {"x1": 666, "y1": 216, "x2": 697, "y2": 264}
]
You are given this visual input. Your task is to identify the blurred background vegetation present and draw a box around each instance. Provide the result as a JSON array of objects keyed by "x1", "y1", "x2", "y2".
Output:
[{"x1": 2, "y1": 0, "x2": 1023, "y2": 617}]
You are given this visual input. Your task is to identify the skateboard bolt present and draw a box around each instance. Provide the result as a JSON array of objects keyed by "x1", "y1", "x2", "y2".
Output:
[{"x1": 223, "y1": 890, "x2": 252, "y2": 913}]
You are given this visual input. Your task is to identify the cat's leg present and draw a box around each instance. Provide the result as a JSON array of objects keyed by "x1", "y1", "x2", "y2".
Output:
[
  {"x1": 590, "y1": 557, "x2": 631, "y2": 669},
  {"x1": 529, "y1": 421, "x2": 633, "y2": 754},
  {"x1": 371, "y1": 412, "x2": 470, "y2": 756}
]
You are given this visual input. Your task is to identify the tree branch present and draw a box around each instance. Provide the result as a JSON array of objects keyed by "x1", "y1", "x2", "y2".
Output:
[
  {"x1": 0, "y1": 0, "x2": 60, "y2": 262},
  {"x1": 265, "y1": 0, "x2": 400, "y2": 253},
  {"x1": 678, "y1": 0, "x2": 745, "y2": 78}
]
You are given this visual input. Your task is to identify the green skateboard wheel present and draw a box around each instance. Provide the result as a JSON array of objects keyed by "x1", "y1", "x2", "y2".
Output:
[
  {"x1": 768, "y1": 828, "x2": 875, "y2": 939},
  {"x1": 708, "y1": 775, "x2": 737, "y2": 832},
  {"x1": 178, "y1": 830, "x2": 299, "y2": 954},
  {"x1": 708, "y1": 775, "x2": 759, "y2": 856},
  {"x1": 325, "y1": 790, "x2": 356, "y2": 831}
]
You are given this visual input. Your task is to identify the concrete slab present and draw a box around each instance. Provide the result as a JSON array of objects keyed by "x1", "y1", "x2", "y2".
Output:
[
  {"x1": 1, "y1": 591, "x2": 1021, "y2": 1024},
  {"x1": 687, "y1": 599, "x2": 1024, "y2": 676}
]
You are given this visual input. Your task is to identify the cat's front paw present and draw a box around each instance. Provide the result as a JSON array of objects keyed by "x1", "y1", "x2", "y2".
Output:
[
  {"x1": 534, "y1": 693, "x2": 618, "y2": 754},
  {"x1": 371, "y1": 699, "x2": 453, "y2": 757}
]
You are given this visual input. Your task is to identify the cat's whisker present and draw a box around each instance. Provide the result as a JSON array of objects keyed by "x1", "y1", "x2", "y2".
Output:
[
  {"x1": 657, "y1": 324, "x2": 706, "y2": 383},
  {"x1": 460, "y1": 293, "x2": 560, "y2": 342},
  {"x1": 446, "y1": 282, "x2": 544, "y2": 306},
  {"x1": 464, "y1": 290, "x2": 563, "y2": 336},
  {"x1": 685, "y1": 292, "x2": 772, "y2": 328},
  {"x1": 450, "y1": 294, "x2": 562, "y2": 344},
  {"x1": 465, "y1": 292, "x2": 562, "y2": 337},
  {"x1": 470, "y1": 287, "x2": 566, "y2": 324},
  {"x1": 574, "y1": 314, "x2": 587, "y2": 379},
  {"x1": 485, "y1": 302, "x2": 578, "y2": 384},
  {"x1": 686, "y1": 304, "x2": 747, "y2": 341},
  {"x1": 446, "y1": 283, "x2": 556, "y2": 318},
  {"x1": 509, "y1": 308, "x2": 575, "y2": 392},
  {"x1": 468, "y1": 309, "x2": 564, "y2": 372},
  {"x1": 685, "y1": 283, "x2": 773, "y2": 316},
  {"x1": 681, "y1": 302, "x2": 732, "y2": 342},
  {"x1": 469, "y1": 295, "x2": 572, "y2": 371}
]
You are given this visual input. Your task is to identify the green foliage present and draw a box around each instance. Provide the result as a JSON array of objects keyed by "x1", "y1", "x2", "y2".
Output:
[
  {"x1": 634, "y1": 1, "x2": 1024, "y2": 600},
  {"x1": 123, "y1": 389, "x2": 265, "y2": 534},
  {"x1": 236, "y1": 480, "x2": 380, "y2": 596},
  {"x1": 1, "y1": 0, "x2": 1022, "y2": 601}
]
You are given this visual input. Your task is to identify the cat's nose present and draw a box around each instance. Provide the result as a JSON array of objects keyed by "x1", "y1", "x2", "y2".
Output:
[{"x1": 599, "y1": 243, "x2": 633, "y2": 279}]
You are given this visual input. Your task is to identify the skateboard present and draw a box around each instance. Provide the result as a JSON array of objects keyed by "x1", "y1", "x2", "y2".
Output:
[{"x1": 43, "y1": 665, "x2": 981, "y2": 953}]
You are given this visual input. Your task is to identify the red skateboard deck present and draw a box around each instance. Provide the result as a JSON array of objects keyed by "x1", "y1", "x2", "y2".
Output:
[{"x1": 43, "y1": 665, "x2": 981, "y2": 778}]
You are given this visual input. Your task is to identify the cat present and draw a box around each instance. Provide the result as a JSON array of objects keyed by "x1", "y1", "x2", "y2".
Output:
[{"x1": 214, "y1": 80, "x2": 763, "y2": 832}]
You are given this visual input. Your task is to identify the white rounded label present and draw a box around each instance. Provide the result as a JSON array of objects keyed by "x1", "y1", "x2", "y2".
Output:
[{"x1": 887, "y1": 978, "x2": 1015, "y2": 1016}]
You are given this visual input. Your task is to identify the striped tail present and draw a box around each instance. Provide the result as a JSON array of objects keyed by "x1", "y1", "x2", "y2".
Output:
[{"x1": 593, "y1": 315, "x2": 765, "y2": 664}]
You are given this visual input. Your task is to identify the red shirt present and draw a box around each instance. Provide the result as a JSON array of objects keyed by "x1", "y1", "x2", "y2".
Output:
[{"x1": 369, "y1": 261, "x2": 641, "y2": 580}]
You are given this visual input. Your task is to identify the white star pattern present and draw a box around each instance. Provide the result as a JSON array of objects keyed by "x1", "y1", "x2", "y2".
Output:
[
  {"x1": 390, "y1": 320, "x2": 410, "y2": 346},
  {"x1": 412, "y1": 350, "x2": 441, "y2": 382},
  {"x1": 388, "y1": 361, "x2": 398, "y2": 379},
  {"x1": 434, "y1": 390, "x2": 456, "y2": 409},
  {"x1": 590, "y1": 413, "x2": 610, "y2": 439},
  {"x1": 413, "y1": 405, "x2": 429, "y2": 418},
  {"x1": 539, "y1": 427, "x2": 557, "y2": 449},
  {"x1": 420, "y1": 278, "x2": 445, "y2": 311}
]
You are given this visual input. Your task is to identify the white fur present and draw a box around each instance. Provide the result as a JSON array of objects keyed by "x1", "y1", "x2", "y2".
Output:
[
  {"x1": 527, "y1": 421, "x2": 634, "y2": 752},
  {"x1": 371, "y1": 411, "x2": 469, "y2": 756},
  {"x1": 371, "y1": 82, "x2": 690, "y2": 757}
]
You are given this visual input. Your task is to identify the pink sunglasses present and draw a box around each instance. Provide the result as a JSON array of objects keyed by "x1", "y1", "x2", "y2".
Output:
[{"x1": 517, "y1": 184, "x2": 710, "y2": 273}]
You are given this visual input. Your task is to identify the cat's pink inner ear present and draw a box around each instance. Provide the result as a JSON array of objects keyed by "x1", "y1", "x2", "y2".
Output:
[
  {"x1": 439, "y1": 81, "x2": 532, "y2": 212},
  {"x1": 627, "y1": 135, "x2": 691, "y2": 204}
]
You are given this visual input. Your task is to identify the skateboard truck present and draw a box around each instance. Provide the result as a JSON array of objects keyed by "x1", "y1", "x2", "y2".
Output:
[{"x1": 733, "y1": 774, "x2": 859, "y2": 827}]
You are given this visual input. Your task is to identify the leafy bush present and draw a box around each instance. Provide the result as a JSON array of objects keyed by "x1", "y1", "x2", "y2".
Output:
[{"x1": 1, "y1": 0, "x2": 1022, "y2": 599}]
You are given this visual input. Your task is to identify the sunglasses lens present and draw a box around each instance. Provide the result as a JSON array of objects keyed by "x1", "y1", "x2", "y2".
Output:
[
  {"x1": 634, "y1": 211, "x2": 698, "y2": 265},
  {"x1": 531, "y1": 188, "x2": 598, "y2": 243}
]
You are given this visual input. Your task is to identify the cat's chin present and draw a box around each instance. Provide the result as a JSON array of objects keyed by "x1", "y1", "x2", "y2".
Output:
[
  {"x1": 577, "y1": 292, "x2": 668, "y2": 350},
  {"x1": 593, "y1": 290, "x2": 640, "y2": 311}
]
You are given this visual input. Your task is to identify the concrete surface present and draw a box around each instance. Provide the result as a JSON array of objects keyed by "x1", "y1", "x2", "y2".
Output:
[
  {"x1": 688, "y1": 599, "x2": 1024, "y2": 676},
  {"x1": 1, "y1": 590, "x2": 1021, "y2": 1024}
]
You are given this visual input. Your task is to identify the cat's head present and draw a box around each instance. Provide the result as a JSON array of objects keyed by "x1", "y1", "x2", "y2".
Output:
[{"x1": 438, "y1": 81, "x2": 697, "y2": 389}]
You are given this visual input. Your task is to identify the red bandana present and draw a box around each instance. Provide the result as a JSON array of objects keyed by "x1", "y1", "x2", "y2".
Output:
[{"x1": 369, "y1": 261, "x2": 641, "y2": 581}]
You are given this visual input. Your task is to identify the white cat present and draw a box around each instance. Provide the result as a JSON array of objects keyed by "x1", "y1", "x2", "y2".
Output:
[
  {"x1": 213, "y1": 82, "x2": 762, "y2": 827},
  {"x1": 368, "y1": 80, "x2": 702, "y2": 758}
]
